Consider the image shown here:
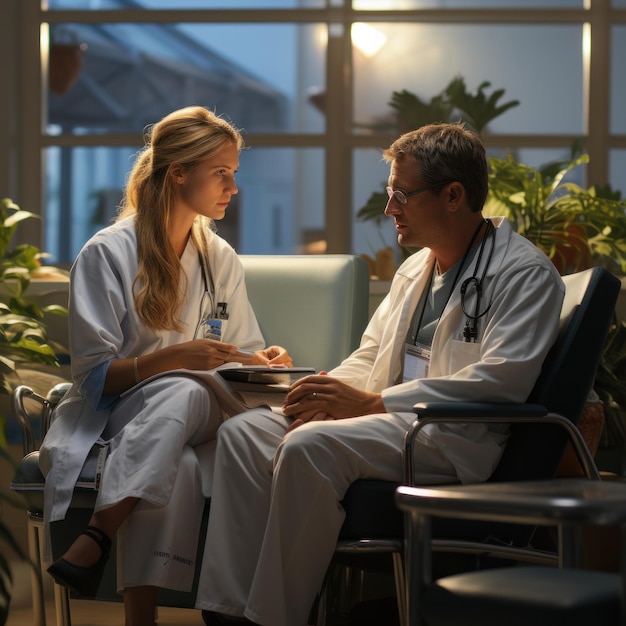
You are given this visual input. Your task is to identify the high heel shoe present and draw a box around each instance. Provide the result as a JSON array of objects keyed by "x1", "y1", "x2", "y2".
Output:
[{"x1": 47, "y1": 525, "x2": 111, "y2": 597}]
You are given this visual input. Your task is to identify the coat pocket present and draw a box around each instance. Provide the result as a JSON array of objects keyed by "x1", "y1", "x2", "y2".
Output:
[{"x1": 449, "y1": 339, "x2": 481, "y2": 373}]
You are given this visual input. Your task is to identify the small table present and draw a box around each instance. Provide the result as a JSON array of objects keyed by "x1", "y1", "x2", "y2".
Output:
[{"x1": 396, "y1": 478, "x2": 626, "y2": 626}]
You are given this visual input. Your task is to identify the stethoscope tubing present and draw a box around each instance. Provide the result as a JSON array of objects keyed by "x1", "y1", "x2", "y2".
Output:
[{"x1": 460, "y1": 220, "x2": 496, "y2": 341}]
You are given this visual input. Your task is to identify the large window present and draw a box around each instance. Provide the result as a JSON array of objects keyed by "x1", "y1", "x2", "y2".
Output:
[{"x1": 3, "y1": 0, "x2": 625, "y2": 264}]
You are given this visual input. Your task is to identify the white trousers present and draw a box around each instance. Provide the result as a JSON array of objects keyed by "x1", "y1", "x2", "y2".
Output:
[
  {"x1": 196, "y1": 409, "x2": 457, "y2": 626},
  {"x1": 97, "y1": 375, "x2": 222, "y2": 592}
]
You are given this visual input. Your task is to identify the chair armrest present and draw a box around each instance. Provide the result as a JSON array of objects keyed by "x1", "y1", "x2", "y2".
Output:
[
  {"x1": 412, "y1": 401, "x2": 549, "y2": 418},
  {"x1": 11, "y1": 382, "x2": 72, "y2": 455},
  {"x1": 402, "y1": 402, "x2": 600, "y2": 485},
  {"x1": 12, "y1": 385, "x2": 48, "y2": 456}
]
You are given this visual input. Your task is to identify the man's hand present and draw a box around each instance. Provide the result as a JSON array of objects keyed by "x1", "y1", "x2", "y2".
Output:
[{"x1": 283, "y1": 374, "x2": 385, "y2": 432}]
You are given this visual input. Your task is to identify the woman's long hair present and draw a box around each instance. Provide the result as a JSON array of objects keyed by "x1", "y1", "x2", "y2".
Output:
[{"x1": 118, "y1": 106, "x2": 244, "y2": 331}]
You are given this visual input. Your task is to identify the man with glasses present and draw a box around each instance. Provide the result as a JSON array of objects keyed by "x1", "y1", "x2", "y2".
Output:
[{"x1": 197, "y1": 122, "x2": 565, "y2": 626}]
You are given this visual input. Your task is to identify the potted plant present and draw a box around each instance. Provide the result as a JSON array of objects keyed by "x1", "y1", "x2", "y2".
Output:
[
  {"x1": 485, "y1": 154, "x2": 626, "y2": 472},
  {"x1": 0, "y1": 197, "x2": 67, "y2": 622},
  {"x1": 0, "y1": 198, "x2": 68, "y2": 395},
  {"x1": 484, "y1": 153, "x2": 626, "y2": 275},
  {"x1": 390, "y1": 75, "x2": 520, "y2": 136}
]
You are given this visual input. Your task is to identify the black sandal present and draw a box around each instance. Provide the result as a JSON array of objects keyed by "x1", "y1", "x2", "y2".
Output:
[{"x1": 47, "y1": 525, "x2": 112, "y2": 597}]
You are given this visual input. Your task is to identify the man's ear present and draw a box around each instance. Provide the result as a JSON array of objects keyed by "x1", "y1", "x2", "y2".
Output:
[{"x1": 446, "y1": 181, "x2": 465, "y2": 211}]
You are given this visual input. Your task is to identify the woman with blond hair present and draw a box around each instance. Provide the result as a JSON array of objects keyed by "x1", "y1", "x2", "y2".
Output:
[{"x1": 40, "y1": 105, "x2": 292, "y2": 625}]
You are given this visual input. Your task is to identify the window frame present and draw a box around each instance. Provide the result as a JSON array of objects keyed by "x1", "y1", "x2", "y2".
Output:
[{"x1": 3, "y1": 0, "x2": 626, "y2": 259}]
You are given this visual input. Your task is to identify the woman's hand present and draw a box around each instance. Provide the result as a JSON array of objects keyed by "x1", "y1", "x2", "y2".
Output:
[
  {"x1": 228, "y1": 345, "x2": 293, "y2": 367},
  {"x1": 104, "y1": 341, "x2": 293, "y2": 396},
  {"x1": 283, "y1": 374, "x2": 385, "y2": 433},
  {"x1": 176, "y1": 338, "x2": 240, "y2": 370},
  {"x1": 104, "y1": 339, "x2": 238, "y2": 396},
  {"x1": 259, "y1": 345, "x2": 293, "y2": 367}
]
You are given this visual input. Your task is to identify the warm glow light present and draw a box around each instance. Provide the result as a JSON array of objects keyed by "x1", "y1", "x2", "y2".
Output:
[
  {"x1": 41, "y1": 23, "x2": 50, "y2": 92},
  {"x1": 582, "y1": 21, "x2": 591, "y2": 134},
  {"x1": 352, "y1": 23, "x2": 387, "y2": 58}
]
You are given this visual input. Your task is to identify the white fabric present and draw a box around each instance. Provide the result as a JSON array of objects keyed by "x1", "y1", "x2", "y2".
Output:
[
  {"x1": 117, "y1": 444, "x2": 207, "y2": 591},
  {"x1": 38, "y1": 216, "x2": 265, "y2": 591},
  {"x1": 196, "y1": 218, "x2": 566, "y2": 626}
]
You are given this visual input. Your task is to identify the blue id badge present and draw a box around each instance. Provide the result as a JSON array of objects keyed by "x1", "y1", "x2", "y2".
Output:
[
  {"x1": 198, "y1": 318, "x2": 223, "y2": 341},
  {"x1": 403, "y1": 342, "x2": 431, "y2": 382}
]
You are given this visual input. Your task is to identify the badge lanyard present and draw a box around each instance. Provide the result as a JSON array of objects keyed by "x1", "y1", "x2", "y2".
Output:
[
  {"x1": 195, "y1": 252, "x2": 229, "y2": 340},
  {"x1": 403, "y1": 220, "x2": 489, "y2": 382}
]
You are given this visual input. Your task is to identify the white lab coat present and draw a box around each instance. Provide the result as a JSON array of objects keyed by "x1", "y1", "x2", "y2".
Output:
[
  {"x1": 196, "y1": 217, "x2": 566, "y2": 625},
  {"x1": 39, "y1": 216, "x2": 265, "y2": 590},
  {"x1": 330, "y1": 216, "x2": 567, "y2": 482}
]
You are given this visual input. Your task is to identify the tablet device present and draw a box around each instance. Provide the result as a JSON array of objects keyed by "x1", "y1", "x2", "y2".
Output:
[{"x1": 218, "y1": 366, "x2": 315, "y2": 384}]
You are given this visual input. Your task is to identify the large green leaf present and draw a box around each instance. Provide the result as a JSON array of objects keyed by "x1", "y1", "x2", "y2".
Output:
[
  {"x1": 0, "y1": 199, "x2": 67, "y2": 397},
  {"x1": 356, "y1": 188, "x2": 389, "y2": 227},
  {"x1": 485, "y1": 154, "x2": 626, "y2": 273},
  {"x1": 389, "y1": 89, "x2": 453, "y2": 133},
  {"x1": 444, "y1": 77, "x2": 520, "y2": 133}
]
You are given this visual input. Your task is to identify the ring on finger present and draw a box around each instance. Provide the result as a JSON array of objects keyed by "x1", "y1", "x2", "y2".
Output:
[{"x1": 311, "y1": 392, "x2": 318, "y2": 400}]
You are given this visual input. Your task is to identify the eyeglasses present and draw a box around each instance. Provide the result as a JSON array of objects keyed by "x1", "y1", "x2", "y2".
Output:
[{"x1": 385, "y1": 182, "x2": 452, "y2": 205}]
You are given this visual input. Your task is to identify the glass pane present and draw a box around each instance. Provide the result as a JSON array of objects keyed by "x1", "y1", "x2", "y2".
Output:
[
  {"x1": 353, "y1": 24, "x2": 583, "y2": 135},
  {"x1": 237, "y1": 148, "x2": 325, "y2": 255},
  {"x1": 353, "y1": 148, "x2": 400, "y2": 269},
  {"x1": 47, "y1": 22, "x2": 325, "y2": 134},
  {"x1": 45, "y1": 146, "x2": 324, "y2": 263},
  {"x1": 353, "y1": 0, "x2": 584, "y2": 7},
  {"x1": 609, "y1": 150, "x2": 626, "y2": 200},
  {"x1": 142, "y1": 0, "x2": 325, "y2": 6},
  {"x1": 47, "y1": 0, "x2": 324, "y2": 8},
  {"x1": 611, "y1": 25, "x2": 626, "y2": 134},
  {"x1": 45, "y1": 145, "x2": 139, "y2": 264}
]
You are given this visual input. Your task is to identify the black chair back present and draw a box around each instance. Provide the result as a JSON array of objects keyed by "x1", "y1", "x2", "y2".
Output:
[
  {"x1": 490, "y1": 267, "x2": 621, "y2": 483},
  {"x1": 340, "y1": 267, "x2": 621, "y2": 544}
]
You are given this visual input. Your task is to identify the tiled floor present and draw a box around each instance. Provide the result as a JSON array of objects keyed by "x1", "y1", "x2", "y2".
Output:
[
  {"x1": 7, "y1": 601, "x2": 202, "y2": 626},
  {"x1": 6, "y1": 562, "x2": 202, "y2": 626},
  {"x1": 6, "y1": 559, "x2": 396, "y2": 625}
]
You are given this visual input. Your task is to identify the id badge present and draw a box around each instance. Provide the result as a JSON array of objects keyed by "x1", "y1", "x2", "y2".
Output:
[
  {"x1": 403, "y1": 342, "x2": 431, "y2": 382},
  {"x1": 198, "y1": 318, "x2": 223, "y2": 341}
]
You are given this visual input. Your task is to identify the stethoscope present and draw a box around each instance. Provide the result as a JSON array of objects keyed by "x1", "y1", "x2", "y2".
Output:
[
  {"x1": 460, "y1": 219, "x2": 496, "y2": 342},
  {"x1": 413, "y1": 219, "x2": 496, "y2": 346}
]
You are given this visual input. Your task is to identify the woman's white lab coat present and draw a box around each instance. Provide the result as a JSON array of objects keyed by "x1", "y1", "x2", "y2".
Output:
[{"x1": 39, "y1": 216, "x2": 264, "y2": 587}]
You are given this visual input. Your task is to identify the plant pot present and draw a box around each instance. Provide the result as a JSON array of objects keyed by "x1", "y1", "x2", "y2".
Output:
[
  {"x1": 49, "y1": 43, "x2": 86, "y2": 95},
  {"x1": 556, "y1": 400, "x2": 605, "y2": 477}
]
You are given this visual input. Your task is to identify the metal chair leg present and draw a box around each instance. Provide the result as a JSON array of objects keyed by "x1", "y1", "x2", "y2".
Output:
[
  {"x1": 53, "y1": 582, "x2": 71, "y2": 626},
  {"x1": 392, "y1": 551, "x2": 407, "y2": 626},
  {"x1": 28, "y1": 511, "x2": 72, "y2": 626},
  {"x1": 27, "y1": 513, "x2": 46, "y2": 626}
]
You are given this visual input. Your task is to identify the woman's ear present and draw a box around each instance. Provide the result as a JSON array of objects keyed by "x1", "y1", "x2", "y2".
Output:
[{"x1": 169, "y1": 164, "x2": 185, "y2": 185}]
